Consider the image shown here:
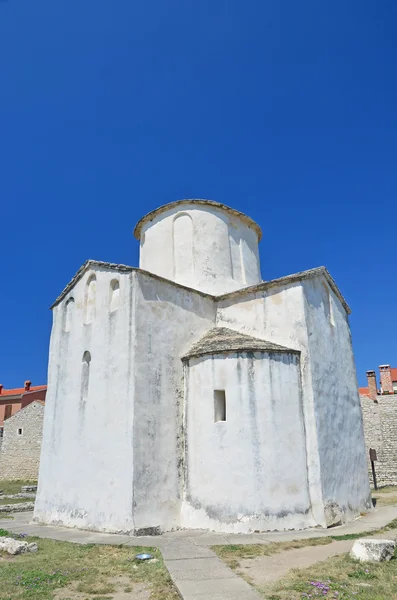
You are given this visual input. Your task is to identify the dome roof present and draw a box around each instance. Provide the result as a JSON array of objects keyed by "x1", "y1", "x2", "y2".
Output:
[{"x1": 133, "y1": 199, "x2": 262, "y2": 241}]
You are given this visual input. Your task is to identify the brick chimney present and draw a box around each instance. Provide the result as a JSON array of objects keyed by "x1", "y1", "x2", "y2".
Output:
[
  {"x1": 379, "y1": 365, "x2": 393, "y2": 395},
  {"x1": 24, "y1": 380, "x2": 31, "y2": 392},
  {"x1": 0, "y1": 384, "x2": 3, "y2": 395},
  {"x1": 366, "y1": 371, "x2": 378, "y2": 401}
]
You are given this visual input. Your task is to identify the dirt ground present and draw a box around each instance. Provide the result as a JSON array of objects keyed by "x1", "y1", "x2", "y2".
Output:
[
  {"x1": 234, "y1": 528, "x2": 397, "y2": 590},
  {"x1": 54, "y1": 575, "x2": 151, "y2": 600},
  {"x1": 236, "y1": 539, "x2": 353, "y2": 586}
]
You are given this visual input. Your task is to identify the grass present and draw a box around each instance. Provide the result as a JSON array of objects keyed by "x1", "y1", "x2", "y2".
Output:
[
  {"x1": 212, "y1": 518, "x2": 397, "y2": 569},
  {"x1": 266, "y1": 548, "x2": 397, "y2": 599},
  {"x1": 0, "y1": 528, "x2": 179, "y2": 600},
  {"x1": 0, "y1": 480, "x2": 37, "y2": 495},
  {"x1": 213, "y1": 539, "x2": 332, "y2": 569},
  {"x1": 371, "y1": 486, "x2": 397, "y2": 494},
  {"x1": 372, "y1": 487, "x2": 397, "y2": 506},
  {"x1": 0, "y1": 497, "x2": 34, "y2": 506}
]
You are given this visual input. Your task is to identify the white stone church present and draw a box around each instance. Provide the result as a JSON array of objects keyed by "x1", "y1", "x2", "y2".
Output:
[{"x1": 34, "y1": 200, "x2": 371, "y2": 535}]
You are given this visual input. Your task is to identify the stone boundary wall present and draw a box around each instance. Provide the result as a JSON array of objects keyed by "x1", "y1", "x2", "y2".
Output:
[
  {"x1": 361, "y1": 394, "x2": 397, "y2": 487},
  {"x1": 0, "y1": 402, "x2": 44, "y2": 481}
]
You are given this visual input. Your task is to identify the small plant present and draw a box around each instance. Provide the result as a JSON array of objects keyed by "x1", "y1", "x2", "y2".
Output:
[
  {"x1": 15, "y1": 569, "x2": 70, "y2": 591},
  {"x1": 301, "y1": 579, "x2": 359, "y2": 598},
  {"x1": 348, "y1": 568, "x2": 376, "y2": 580}
]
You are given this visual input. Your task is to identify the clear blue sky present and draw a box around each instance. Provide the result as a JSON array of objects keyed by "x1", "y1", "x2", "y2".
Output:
[{"x1": 1, "y1": 0, "x2": 396, "y2": 388}]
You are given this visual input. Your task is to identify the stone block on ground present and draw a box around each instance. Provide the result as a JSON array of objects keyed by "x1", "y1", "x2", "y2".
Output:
[
  {"x1": 324, "y1": 501, "x2": 343, "y2": 527},
  {"x1": 350, "y1": 538, "x2": 396, "y2": 562},
  {"x1": 0, "y1": 537, "x2": 38, "y2": 555},
  {"x1": 21, "y1": 486, "x2": 37, "y2": 493}
]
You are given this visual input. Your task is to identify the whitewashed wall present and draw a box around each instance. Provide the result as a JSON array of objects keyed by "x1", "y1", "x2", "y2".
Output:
[
  {"x1": 132, "y1": 271, "x2": 216, "y2": 533},
  {"x1": 182, "y1": 351, "x2": 315, "y2": 533},
  {"x1": 216, "y1": 282, "x2": 326, "y2": 525},
  {"x1": 302, "y1": 278, "x2": 371, "y2": 521},
  {"x1": 139, "y1": 204, "x2": 261, "y2": 295},
  {"x1": 34, "y1": 266, "x2": 137, "y2": 533},
  {"x1": 216, "y1": 274, "x2": 371, "y2": 526}
]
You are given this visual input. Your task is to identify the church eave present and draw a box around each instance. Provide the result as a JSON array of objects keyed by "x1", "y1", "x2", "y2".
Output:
[
  {"x1": 49, "y1": 260, "x2": 216, "y2": 309},
  {"x1": 217, "y1": 266, "x2": 351, "y2": 315}
]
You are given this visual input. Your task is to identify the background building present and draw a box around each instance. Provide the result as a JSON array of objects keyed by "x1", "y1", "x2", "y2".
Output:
[
  {"x1": 359, "y1": 365, "x2": 397, "y2": 398},
  {"x1": 0, "y1": 400, "x2": 45, "y2": 481},
  {"x1": 360, "y1": 366, "x2": 397, "y2": 487},
  {"x1": 0, "y1": 381, "x2": 47, "y2": 428}
]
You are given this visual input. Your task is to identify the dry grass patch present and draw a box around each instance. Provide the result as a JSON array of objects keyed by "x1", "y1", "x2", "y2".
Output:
[
  {"x1": 213, "y1": 518, "x2": 397, "y2": 570},
  {"x1": 0, "y1": 528, "x2": 178, "y2": 600},
  {"x1": 212, "y1": 538, "x2": 332, "y2": 569},
  {"x1": 372, "y1": 487, "x2": 397, "y2": 506},
  {"x1": 374, "y1": 494, "x2": 397, "y2": 506},
  {"x1": 0, "y1": 497, "x2": 34, "y2": 505},
  {"x1": 0, "y1": 480, "x2": 37, "y2": 495},
  {"x1": 266, "y1": 549, "x2": 397, "y2": 599},
  {"x1": 372, "y1": 486, "x2": 397, "y2": 494}
]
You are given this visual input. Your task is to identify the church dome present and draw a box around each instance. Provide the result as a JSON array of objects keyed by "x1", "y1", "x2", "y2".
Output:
[{"x1": 134, "y1": 199, "x2": 262, "y2": 296}]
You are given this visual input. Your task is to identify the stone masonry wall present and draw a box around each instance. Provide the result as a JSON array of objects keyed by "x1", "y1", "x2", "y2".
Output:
[
  {"x1": 0, "y1": 402, "x2": 44, "y2": 481},
  {"x1": 361, "y1": 394, "x2": 397, "y2": 487}
]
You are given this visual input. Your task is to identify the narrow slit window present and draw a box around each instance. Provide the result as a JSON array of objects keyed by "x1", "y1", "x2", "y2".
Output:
[
  {"x1": 109, "y1": 279, "x2": 120, "y2": 312},
  {"x1": 214, "y1": 390, "x2": 226, "y2": 422},
  {"x1": 64, "y1": 297, "x2": 75, "y2": 332},
  {"x1": 329, "y1": 292, "x2": 336, "y2": 327},
  {"x1": 84, "y1": 275, "x2": 97, "y2": 324},
  {"x1": 81, "y1": 351, "x2": 91, "y2": 401},
  {"x1": 18, "y1": 428, "x2": 23, "y2": 435}
]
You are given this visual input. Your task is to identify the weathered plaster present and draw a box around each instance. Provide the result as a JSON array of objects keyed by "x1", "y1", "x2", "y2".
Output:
[
  {"x1": 131, "y1": 271, "x2": 216, "y2": 533},
  {"x1": 182, "y1": 351, "x2": 315, "y2": 533},
  {"x1": 35, "y1": 200, "x2": 369, "y2": 535},
  {"x1": 133, "y1": 199, "x2": 262, "y2": 241},
  {"x1": 34, "y1": 265, "x2": 137, "y2": 533},
  {"x1": 137, "y1": 202, "x2": 261, "y2": 295},
  {"x1": 302, "y1": 278, "x2": 372, "y2": 521}
]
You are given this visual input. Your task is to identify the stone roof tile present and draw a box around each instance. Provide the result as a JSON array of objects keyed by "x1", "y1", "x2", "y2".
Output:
[{"x1": 182, "y1": 327, "x2": 299, "y2": 360}]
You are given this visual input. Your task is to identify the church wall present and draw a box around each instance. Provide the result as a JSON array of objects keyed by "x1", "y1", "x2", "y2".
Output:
[
  {"x1": 139, "y1": 204, "x2": 261, "y2": 295},
  {"x1": 132, "y1": 271, "x2": 216, "y2": 533},
  {"x1": 181, "y1": 351, "x2": 315, "y2": 532},
  {"x1": 34, "y1": 266, "x2": 137, "y2": 534},
  {"x1": 215, "y1": 283, "x2": 326, "y2": 526},
  {"x1": 302, "y1": 277, "x2": 371, "y2": 524}
]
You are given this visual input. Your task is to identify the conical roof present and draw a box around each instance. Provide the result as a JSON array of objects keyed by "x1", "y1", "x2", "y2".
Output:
[{"x1": 182, "y1": 327, "x2": 298, "y2": 360}]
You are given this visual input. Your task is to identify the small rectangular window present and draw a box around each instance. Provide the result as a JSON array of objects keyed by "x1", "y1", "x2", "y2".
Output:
[
  {"x1": 18, "y1": 428, "x2": 23, "y2": 435},
  {"x1": 214, "y1": 390, "x2": 226, "y2": 422},
  {"x1": 4, "y1": 405, "x2": 12, "y2": 420}
]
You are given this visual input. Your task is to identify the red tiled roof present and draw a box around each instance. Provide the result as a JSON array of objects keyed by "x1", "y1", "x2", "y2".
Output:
[
  {"x1": 0, "y1": 385, "x2": 47, "y2": 397},
  {"x1": 359, "y1": 387, "x2": 369, "y2": 396}
]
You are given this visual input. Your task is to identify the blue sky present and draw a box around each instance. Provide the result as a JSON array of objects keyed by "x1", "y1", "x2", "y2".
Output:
[{"x1": 1, "y1": 0, "x2": 396, "y2": 388}]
